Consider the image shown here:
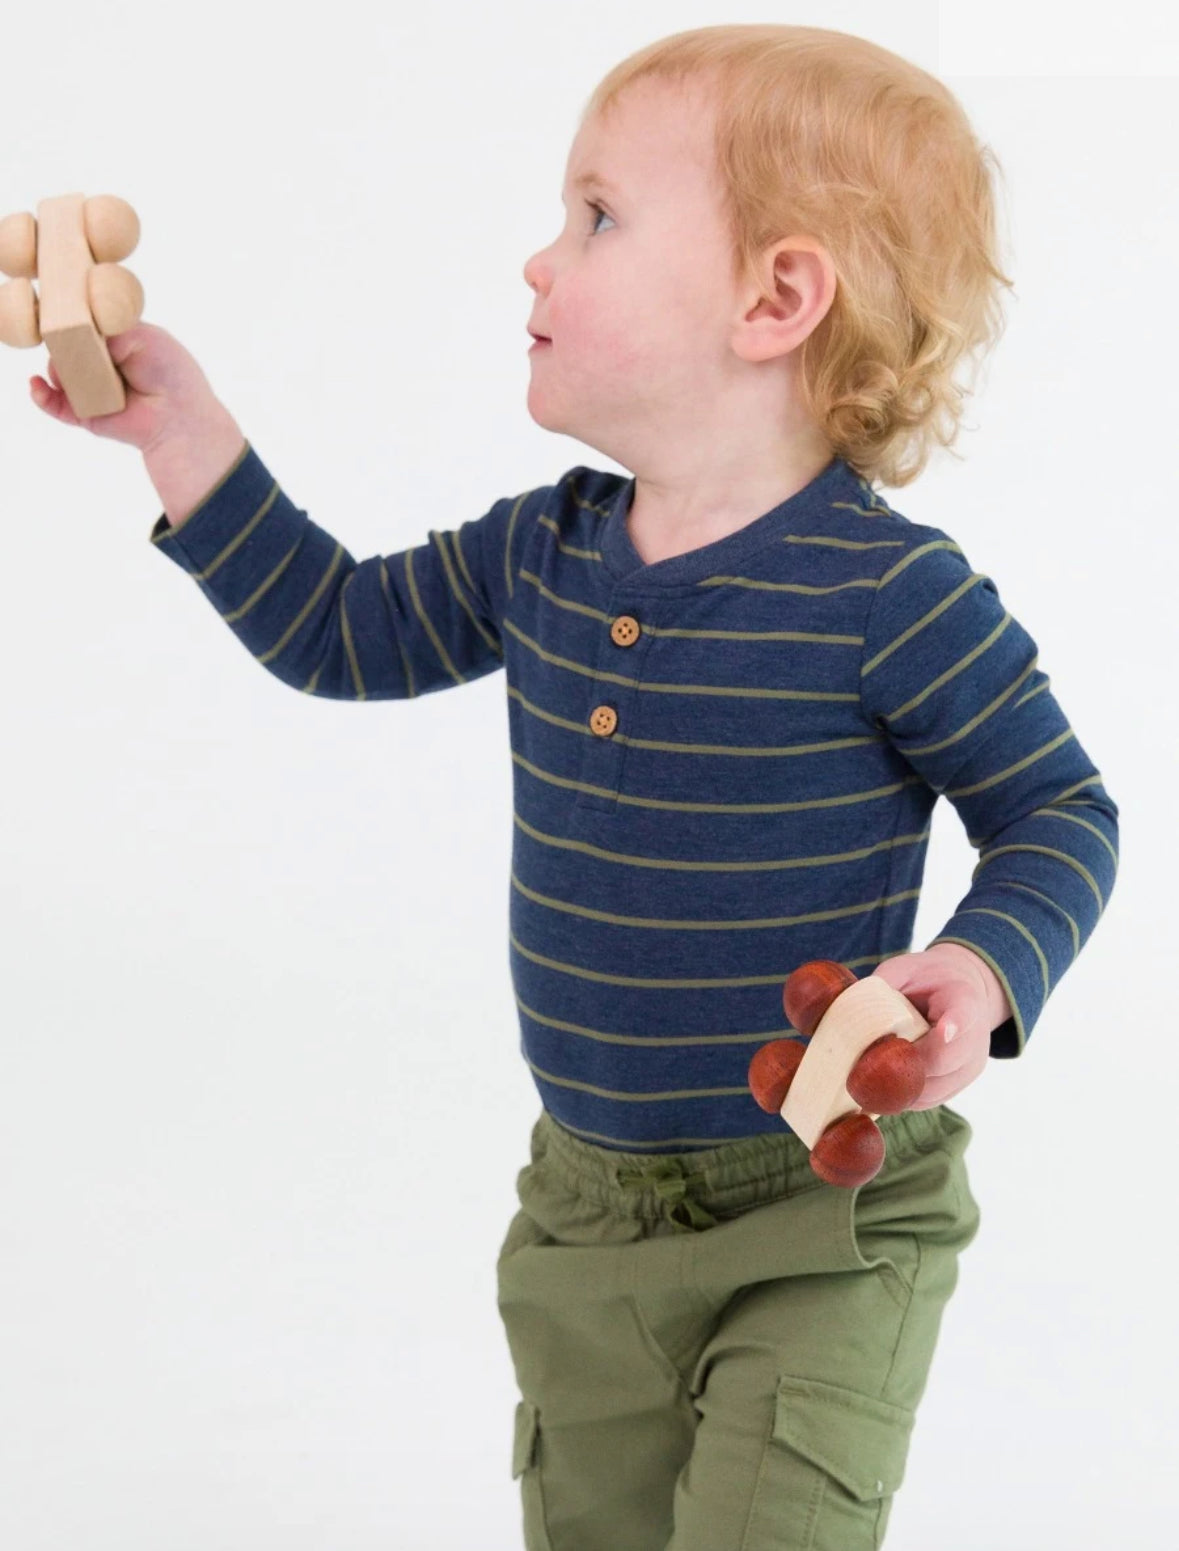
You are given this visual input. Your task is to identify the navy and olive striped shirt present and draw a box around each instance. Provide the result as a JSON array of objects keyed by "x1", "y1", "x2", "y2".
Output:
[{"x1": 150, "y1": 441, "x2": 1119, "y2": 1152}]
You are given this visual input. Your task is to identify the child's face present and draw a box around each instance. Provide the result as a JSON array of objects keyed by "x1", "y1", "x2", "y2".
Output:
[{"x1": 523, "y1": 77, "x2": 749, "y2": 466}]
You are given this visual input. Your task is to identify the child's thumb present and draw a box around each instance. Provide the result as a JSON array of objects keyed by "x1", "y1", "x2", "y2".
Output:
[
  {"x1": 106, "y1": 320, "x2": 208, "y2": 400},
  {"x1": 105, "y1": 321, "x2": 155, "y2": 367}
]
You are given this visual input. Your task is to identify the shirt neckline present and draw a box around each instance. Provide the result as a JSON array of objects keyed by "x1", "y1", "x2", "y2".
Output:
[{"x1": 599, "y1": 455, "x2": 868, "y2": 590}]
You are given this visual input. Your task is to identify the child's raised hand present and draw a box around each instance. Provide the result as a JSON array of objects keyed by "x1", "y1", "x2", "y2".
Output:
[
  {"x1": 869, "y1": 943, "x2": 1007, "y2": 1108},
  {"x1": 28, "y1": 321, "x2": 225, "y2": 454}
]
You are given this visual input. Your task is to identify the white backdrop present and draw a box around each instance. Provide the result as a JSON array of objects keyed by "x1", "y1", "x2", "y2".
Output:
[{"x1": 1, "y1": 2, "x2": 1174, "y2": 1547}]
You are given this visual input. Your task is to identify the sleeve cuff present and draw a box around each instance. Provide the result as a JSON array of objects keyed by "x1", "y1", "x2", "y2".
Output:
[
  {"x1": 148, "y1": 438, "x2": 272, "y2": 572},
  {"x1": 925, "y1": 926, "x2": 1032, "y2": 1059}
]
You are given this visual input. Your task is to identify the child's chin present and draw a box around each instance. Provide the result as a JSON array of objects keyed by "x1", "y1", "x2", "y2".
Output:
[{"x1": 524, "y1": 394, "x2": 562, "y2": 432}]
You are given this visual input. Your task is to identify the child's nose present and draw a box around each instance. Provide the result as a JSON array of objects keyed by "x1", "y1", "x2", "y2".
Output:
[{"x1": 523, "y1": 248, "x2": 552, "y2": 291}]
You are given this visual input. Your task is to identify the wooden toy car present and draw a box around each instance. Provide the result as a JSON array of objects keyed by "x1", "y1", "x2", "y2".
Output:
[
  {"x1": 0, "y1": 192, "x2": 144, "y2": 418},
  {"x1": 748, "y1": 959, "x2": 929, "y2": 1187}
]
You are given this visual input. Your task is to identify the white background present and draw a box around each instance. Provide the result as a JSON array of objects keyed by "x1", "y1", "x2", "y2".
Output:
[{"x1": 1, "y1": 2, "x2": 1174, "y2": 1547}]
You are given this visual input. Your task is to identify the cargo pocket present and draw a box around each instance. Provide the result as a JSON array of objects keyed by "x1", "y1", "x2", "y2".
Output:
[
  {"x1": 511, "y1": 1400, "x2": 552, "y2": 1551},
  {"x1": 512, "y1": 1399, "x2": 539, "y2": 1478},
  {"x1": 774, "y1": 1374, "x2": 913, "y2": 1500},
  {"x1": 748, "y1": 1375, "x2": 914, "y2": 1550}
]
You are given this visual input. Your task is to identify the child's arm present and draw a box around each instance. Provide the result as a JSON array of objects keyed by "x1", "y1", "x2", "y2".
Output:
[
  {"x1": 859, "y1": 529, "x2": 1120, "y2": 1059},
  {"x1": 143, "y1": 409, "x2": 248, "y2": 531},
  {"x1": 31, "y1": 323, "x2": 537, "y2": 701},
  {"x1": 144, "y1": 432, "x2": 531, "y2": 701}
]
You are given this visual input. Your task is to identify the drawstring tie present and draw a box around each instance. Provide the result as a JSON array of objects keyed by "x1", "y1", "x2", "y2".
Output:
[{"x1": 615, "y1": 1158, "x2": 719, "y2": 1232}]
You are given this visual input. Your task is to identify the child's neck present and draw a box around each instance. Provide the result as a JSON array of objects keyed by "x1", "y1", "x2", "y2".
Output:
[{"x1": 625, "y1": 440, "x2": 834, "y2": 565}]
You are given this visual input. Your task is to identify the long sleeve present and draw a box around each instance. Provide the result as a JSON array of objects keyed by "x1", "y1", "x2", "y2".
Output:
[
  {"x1": 148, "y1": 440, "x2": 538, "y2": 700},
  {"x1": 859, "y1": 528, "x2": 1120, "y2": 1058}
]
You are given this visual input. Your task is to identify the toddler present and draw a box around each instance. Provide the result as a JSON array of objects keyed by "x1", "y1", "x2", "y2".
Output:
[{"x1": 29, "y1": 23, "x2": 1119, "y2": 1551}]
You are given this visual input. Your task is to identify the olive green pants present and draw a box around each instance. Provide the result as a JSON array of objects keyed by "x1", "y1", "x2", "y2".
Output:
[{"x1": 495, "y1": 1104, "x2": 980, "y2": 1550}]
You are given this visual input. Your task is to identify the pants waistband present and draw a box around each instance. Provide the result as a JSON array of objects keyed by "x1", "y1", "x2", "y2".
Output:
[{"x1": 532, "y1": 1106, "x2": 961, "y2": 1229}]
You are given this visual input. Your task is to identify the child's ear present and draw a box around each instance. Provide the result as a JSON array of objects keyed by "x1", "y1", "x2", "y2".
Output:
[{"x1": 733, "y1": 239, "x2": 837, "y2": 361}]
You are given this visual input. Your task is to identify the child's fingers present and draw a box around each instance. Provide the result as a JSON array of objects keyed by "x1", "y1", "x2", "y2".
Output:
[{"x1": 30, "y1": 375, "x2": 81, "y2": 427}]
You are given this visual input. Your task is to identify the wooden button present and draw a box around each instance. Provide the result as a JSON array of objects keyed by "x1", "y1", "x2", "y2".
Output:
[
  {"x1": 610, "y1": 614, "x2": 640, "y2": 647},
  {"x1": 589, "y1": 705, "x2": 618, "y2": 737}
]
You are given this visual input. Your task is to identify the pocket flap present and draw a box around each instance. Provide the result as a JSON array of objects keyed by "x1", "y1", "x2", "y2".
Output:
[
  {"x1": 773, "y1": 1375, "x2": 914, "y2": 1501},
  {"x1": 512, "y1": 1400, "x2": 539, "y2": 1479}
]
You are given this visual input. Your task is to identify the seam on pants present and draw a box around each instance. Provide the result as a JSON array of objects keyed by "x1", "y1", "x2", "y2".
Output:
[
  {"x1": 879, "y1": 1232, "x2": 923, "y2": 1399},
  {"x1": 874, "y1": 1129, "x2": 968, "y2": 1401},
  {"x1": 942, "y1": 1144, "x2": 974, "y2": 1227},
  {"x1": 626, "y1": 1234, "x2": 694, "y2": 1399},
  {"x1": 739, "y1": 1394, "x2": 824, "y2": 1551},
  {"x1": 535, "y1": 1432, "x2": 554, "y2": 1551}
]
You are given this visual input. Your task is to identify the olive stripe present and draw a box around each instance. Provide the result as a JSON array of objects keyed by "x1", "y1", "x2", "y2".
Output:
[
  {"x1": 432, "y1": 529, "x2": 501, "y2": 658},
  {"x1": 521, "y1": 1057, "x2": 749, "y2": 1104},
  {"x1": 877, "y1": 537, "x2": 966, "y2": 585},
  {"x1": 379, "y1": 558, "x2": 417, "y2": 698},
  {"x1": 784, "y1": 533, "x2": 906, "y2": 550},
  {"x1": 339, "y1": 571, "x2": 364, "y2": 697},
  {"x1": 506, "y1": 681, "x2": 878, "y2": 755},
  {"x1": 900, "y1": 657, "x2": 1039, "y2": 757},
  {"x1": 511, "y1": 808, "x2": 932, "y2": 871},
  {"x1": 884, "y1": 613, "x2": 1013, "y2": 721},
  {"x1": 862, "y1": 569, "x2": 985, "y2": 676},
  {"x1": 503, "y1": 617, "x2": 859, "y2": 700},
  {"x1": 974, "y1": 842, "x2": 1104, "y2": 906},
  {"x1": 510, "y1": 931, "x2": 888, "y2": 989},
  {"x1": 404, "y1": 545, "x2": 464, "y2": 685},
  {"x1": 963, "y1": 773, "x2": 1108, "y2": 847},
  {"x1": 513, "y1": 993, "x2": 781, "y2": 1046},
  {"x1": 999, "y1": 882, "x2": 1081, "y2": 957},
  {"x1": 1033, "y1": 805, "x2": 1120, "y2": 867},
  {"x1": 946, "y1": 729, "x2": 1076, "y2": 797},
  {"x1": 186, "y1": 476, "x2": 279, "y2": 580},
  {"x1": 516, "y1": 567, "x2": 864, "y2": 642},
  {"x1": 510, "y1": 750, "x2": 920, "y2": 813},
  {"x1": 503, "y1": 489, "x2": 533, "y2": 600},
  {"x1": 945, "y1": 907, "x2": 1051, "y2": 996},
  {"x1": 510, "y1": 872, "x2": 921, "y2": 930},
  {"x1": 258, "y1": 542, "x2": 344, "y2": 666},
  {"x1": 222, "y1": 536, "x2": 300, "y2": 625}
]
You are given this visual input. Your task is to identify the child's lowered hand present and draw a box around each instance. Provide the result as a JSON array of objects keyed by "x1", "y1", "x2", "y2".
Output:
[{"x1": 869, "y1": 942, "x2": 1010, "y2": 1109}]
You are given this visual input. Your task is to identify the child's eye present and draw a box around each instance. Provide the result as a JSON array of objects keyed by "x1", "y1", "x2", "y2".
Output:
[{"x1": 586, "y1": 200, "x2": 615, "y2": 235}]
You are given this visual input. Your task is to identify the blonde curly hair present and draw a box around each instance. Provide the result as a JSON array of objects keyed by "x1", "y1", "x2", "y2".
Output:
[{"x1": 580, "y1": 24, "x2": 1016, "y2": 489}]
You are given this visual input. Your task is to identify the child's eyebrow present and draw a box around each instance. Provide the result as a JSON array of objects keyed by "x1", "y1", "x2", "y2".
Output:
[{"x1": 563, "y1": 171, "x2": 624, "y2": 202}]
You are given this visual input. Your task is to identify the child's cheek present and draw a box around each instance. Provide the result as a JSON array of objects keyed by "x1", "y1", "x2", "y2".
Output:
[
  {"x1": 579, "y1": 301, "x2": 657, "y2": 376},
  {"x1": 557, "y1": 308, "x2": 643, "y2": 378},
  {"x1": 609, "y1": 331, "x2": 668, "y2": 382}
]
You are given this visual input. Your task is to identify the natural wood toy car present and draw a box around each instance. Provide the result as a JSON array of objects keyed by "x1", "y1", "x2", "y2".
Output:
[
  {"x1": 0, "y1": 193, "x2": 144, "y2": 419},
  {"x1": 748, "y1": 959, "x2": 929, "y2": 1187}
]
